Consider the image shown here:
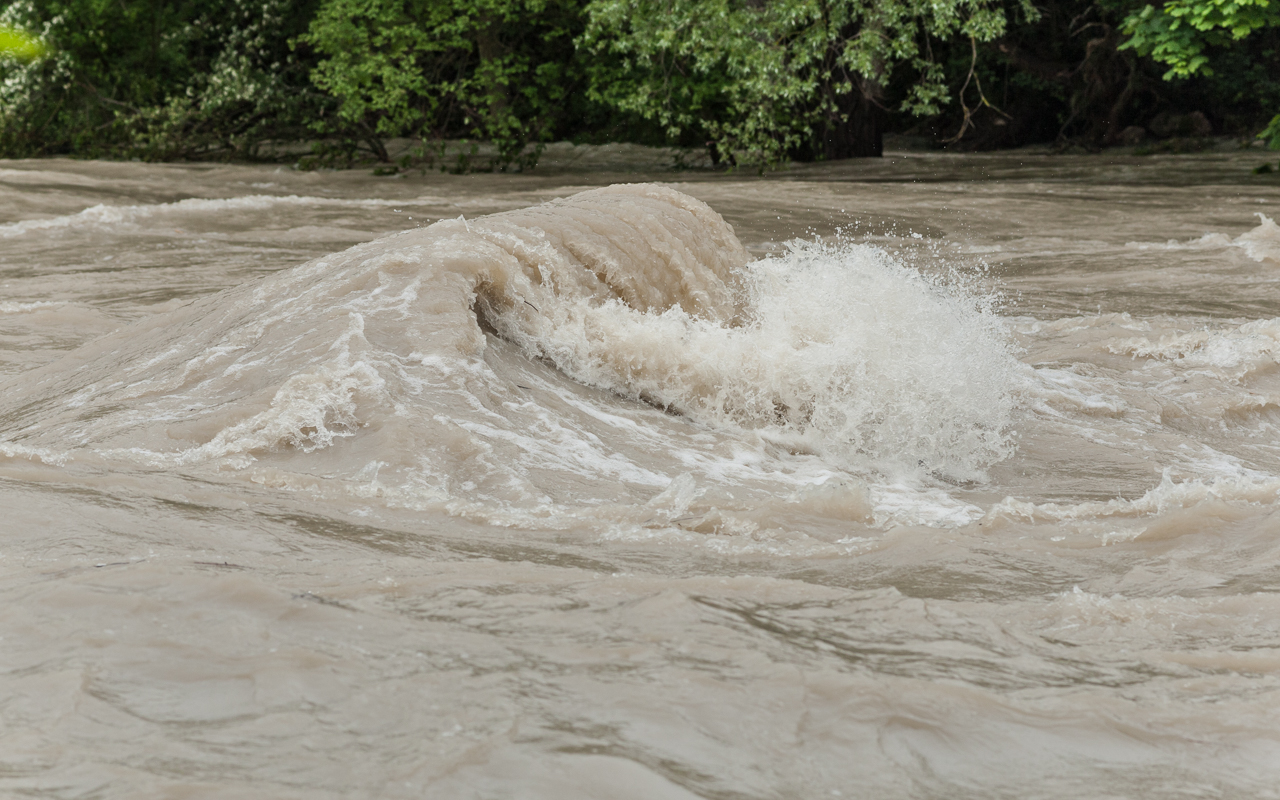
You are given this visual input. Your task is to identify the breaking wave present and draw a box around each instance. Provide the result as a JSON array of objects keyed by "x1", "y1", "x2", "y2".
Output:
[
  {"x1": 0, "y1": 184, "x2": 1019, "y2": 522},
  {"x1": 1125, "y1": 213, "x2": 1280, "y2": 265}
]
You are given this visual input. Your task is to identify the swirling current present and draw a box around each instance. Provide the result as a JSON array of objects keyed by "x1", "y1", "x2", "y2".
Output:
[{"x1": 2, "y1": 150, "x2": 1279, "y2": 798}]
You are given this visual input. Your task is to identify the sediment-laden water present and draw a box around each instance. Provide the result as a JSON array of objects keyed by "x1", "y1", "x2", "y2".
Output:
[{"x1": 2, "y1": 148, "x2": 1280, "y2": 798}]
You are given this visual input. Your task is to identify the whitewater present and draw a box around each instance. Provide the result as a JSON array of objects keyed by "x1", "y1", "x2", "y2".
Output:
[{"x1": 2, "y1": 149, "x2": 1279, "y2": 798}]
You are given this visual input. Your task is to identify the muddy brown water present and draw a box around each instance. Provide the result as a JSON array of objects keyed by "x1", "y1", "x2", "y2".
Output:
[{"x1": 2, "y1": 147, "x2": 1280, "y2": 798}]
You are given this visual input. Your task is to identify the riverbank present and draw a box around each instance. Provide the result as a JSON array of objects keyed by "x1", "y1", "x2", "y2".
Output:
[{"x1": 34, "y1": 132, "x2": 1275, "y2": 176}]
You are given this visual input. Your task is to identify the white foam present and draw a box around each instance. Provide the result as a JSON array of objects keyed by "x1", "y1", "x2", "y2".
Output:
[
  {"x1": 1023, "y1": 366, "x2": 1130, "y2": 418},
  {"x1": 0, "y1": 194, "x2": 447, "y2": 238},
  {"x1": 0, "y1": 441, "x2": 70, "y2": 466},
  {"x1": 986, "y1": 468, "x2": 1280, "y2": 525},
  {"x1": 0, "y1": 300, "x2": 64, "y2": 314},
  {"x1": 1124, "y1": 213, "x2": 1280, "y2": 264},
  {"x1": 1237, "y1": 213, "x2": 1280, "y2": 263},
  {"x1": 492, "y1": 234, "x2": 1018, "y2": 481},
  {"x1": 870, "y1": 483, "x2": 985, "y2": 528},
  {"x1": 1111, "y1": 317, "x2": 1280, "y2": 377}
]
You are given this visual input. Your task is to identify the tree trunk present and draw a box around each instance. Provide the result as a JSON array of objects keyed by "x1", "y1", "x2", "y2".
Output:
[
  {"x1": 474, "y1": 17, "x2": 509, "y2": 121},
  {"x1": 821, "y1": 78, "x2": 883, "y2": 159}
]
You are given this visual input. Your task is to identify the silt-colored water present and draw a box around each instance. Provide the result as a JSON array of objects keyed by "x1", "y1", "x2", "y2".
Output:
[{"x1": 2, "y1": 147, "x2": 1280, "y2": 798}]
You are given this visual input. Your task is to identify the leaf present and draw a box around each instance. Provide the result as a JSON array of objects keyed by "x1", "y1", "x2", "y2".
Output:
[{"x1": 0, "y1": 23, "x2": 46, "y2": 61}]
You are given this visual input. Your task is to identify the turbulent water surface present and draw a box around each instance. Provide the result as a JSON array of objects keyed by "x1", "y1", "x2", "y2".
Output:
[{"x1": 2, "y1": 149, "x2": 1280, "y2": 798}]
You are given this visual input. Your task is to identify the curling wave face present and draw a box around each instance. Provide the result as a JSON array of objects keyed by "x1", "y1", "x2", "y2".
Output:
[{"x1": 0, "y1": 184, "x2": 1018, "y2": 525}]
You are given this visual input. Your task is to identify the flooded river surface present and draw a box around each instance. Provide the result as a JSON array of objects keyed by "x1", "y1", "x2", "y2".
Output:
[{"x1": 3, "y1": 147, "x2": 1280, "y2": 798}]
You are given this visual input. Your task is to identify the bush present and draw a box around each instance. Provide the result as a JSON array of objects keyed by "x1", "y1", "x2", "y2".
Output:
[
  {"x1": 579, "y1": 0, "x2": 1040, "y2": 167},
  {"x1": 0, "y1": 0, "x2": 325, "y2": 159},
  {"x1": 302, "y1": 0, "x2": 587, "y2": 169}
]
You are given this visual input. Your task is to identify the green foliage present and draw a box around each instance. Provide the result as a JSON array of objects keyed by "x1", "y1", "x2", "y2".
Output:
[
  {"x1": 1119, "y1": 0, "x2": 1279, "y2": 148},
  {"x1": 0, "y1": 0, "x2": 325, "y2": 159},
  {"x1": 302, "y1": 0, "x2": 584, "y2": 169},
  {"x1": 1263, "y1": 114, "x2": 1280, "y2": 149},
  {"x1": 0, "y1": 21, "x2": 44, "y2": 60},
  {"x1": 1120, "y1": 0, "x2": 1279, "y2": 78},
  {"x1": 0, "y1": 0, "x2": 1276, "y2": 163},
  {"x1": 578, "y1": 0, "x2": 1039, "y2": 167}
]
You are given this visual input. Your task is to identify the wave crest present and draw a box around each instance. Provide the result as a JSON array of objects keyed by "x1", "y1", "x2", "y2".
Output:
[{"x1": 0, "y1": 184, "x2": 1018, "y2": 512}]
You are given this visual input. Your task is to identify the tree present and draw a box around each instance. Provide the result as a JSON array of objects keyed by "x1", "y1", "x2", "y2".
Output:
[
  {"x1": 579, "y1": 0, "x2": 1038, "y2": 165},
  {"x1": 302, "y1": 0, "x2": 585, "y2": 168},
  {"x1": 1120, "y1": 0, "x2": 1280, "y2": 147},
  {"x1": 0, "y1": 0, "x2": 324, "y2": 159}
]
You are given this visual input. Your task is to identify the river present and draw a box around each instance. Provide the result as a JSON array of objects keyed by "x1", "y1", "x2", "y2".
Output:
[{"x1": 2, "y1": 145, "x2": 1280, "y2": 798}]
